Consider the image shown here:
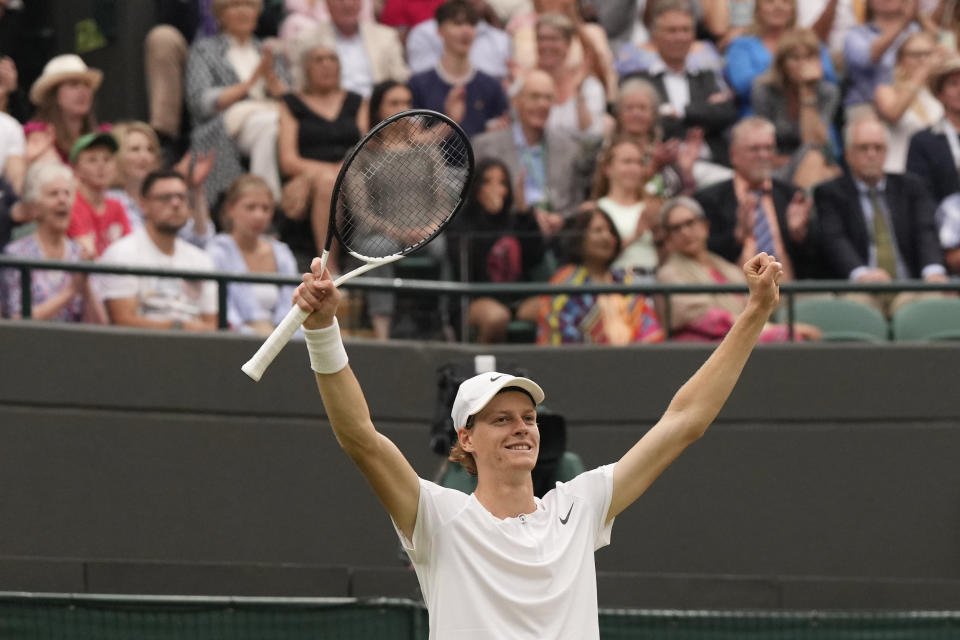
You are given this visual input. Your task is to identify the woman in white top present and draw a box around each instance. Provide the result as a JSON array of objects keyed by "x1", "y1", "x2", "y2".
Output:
[
  {"x1": 535, "y1": 12, "x2": 607, "y2": 138},
  {"x1": 591, "y1": 137, "x2": 660, "y2": 275},
  {"x1": 874, "y1": 31, "x2": 946, "y2": 173},
  {"x1": 206, "y1": 174, "x2": 297, "y2": 336}
]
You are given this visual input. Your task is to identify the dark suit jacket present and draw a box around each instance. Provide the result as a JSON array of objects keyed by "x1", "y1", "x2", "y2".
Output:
[
  {"x1": 905, "y1": 125, "x2": 960, "y2": 206},
  {"x1": 694, "y1": 178, "x2": 821, "y2": 279},
  {"x1": 622, "y1": 68, "x2": 738, "y2": 165},
  {"x1": 812, "y1": 172, "x2": 943, "y2": 279}
]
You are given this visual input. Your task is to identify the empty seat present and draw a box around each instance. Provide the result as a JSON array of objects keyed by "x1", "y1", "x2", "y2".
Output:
[
  {"x1": 892, "y1": 297, "x2": 960, "y2": 341},
  {"x1": 794, "y1": 298, "x2": 889, "y2": 342}
]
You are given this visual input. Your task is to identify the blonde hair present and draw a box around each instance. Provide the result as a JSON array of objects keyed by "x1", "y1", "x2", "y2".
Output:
[
  {"x1": 111, "y1": 121, "x2": 160, "y2": 186},
  {"x1": 749, "y1": 0, "x2": 797, "y2": 35},
  {"x1": 536, "y1": 12, "x2": 577, "y2": 42},
  {"x1": 221, "y1": 174, "x2": 273, "y2": 231},
  {"x1": 895, "y1": 32, "x2": 937, "y2": 84},
  {"x1": 448, "y1": 415, "x2": 478, "y2": 476},
  {"x1": 590, "y1": 137, "x2": 645, "y2": 200}
]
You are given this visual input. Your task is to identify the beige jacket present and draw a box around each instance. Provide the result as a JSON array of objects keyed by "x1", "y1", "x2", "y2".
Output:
[{"x1": 656, "y1": 251, "x2": 747, "y2": 330}]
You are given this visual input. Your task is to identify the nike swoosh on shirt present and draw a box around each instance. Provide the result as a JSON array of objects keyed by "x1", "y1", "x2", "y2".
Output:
[{"x1": 560, "y1": 503, "x2": 574, "y2": 525}]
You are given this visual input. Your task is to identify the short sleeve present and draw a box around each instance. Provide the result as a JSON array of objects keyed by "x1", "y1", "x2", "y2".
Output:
[
  {"x1": 96, "y1": 244, "x2": 140, "y2": 301},
  {"x1": 392, "y1": 478, "x2": 468, "y2": 563},
  {"x1": 554, "y1": 463, "x2": 616, "y2": 550}
]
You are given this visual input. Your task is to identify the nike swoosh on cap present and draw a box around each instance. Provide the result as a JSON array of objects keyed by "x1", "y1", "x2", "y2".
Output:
[{"x1": 489, "y1": 374, "x2": 505, "y2": 381}]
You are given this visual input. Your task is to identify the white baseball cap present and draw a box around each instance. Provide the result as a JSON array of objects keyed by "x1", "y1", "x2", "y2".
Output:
[{"x1": 450, "y1": 372, "x2": 545, "y2": 431}]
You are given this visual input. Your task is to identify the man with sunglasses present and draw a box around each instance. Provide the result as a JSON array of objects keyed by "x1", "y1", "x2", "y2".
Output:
[{"x1": 97, "y1": 169, "x2": 218, "y2": 331}]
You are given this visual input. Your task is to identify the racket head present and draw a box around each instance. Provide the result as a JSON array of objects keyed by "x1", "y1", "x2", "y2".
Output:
[{"x1": 328, "y1": 109, "x2": 474, "y2": 261}]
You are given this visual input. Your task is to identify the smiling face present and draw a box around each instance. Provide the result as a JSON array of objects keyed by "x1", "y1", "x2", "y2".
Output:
[
  {"x1": 664, "y1": 204, "x2": 708, "y2": 258},
  {"x1": 536, "y1": 23, "x2": 570, "y2": 72},
  {"x1": 582, "y1": 211, "x2": 619, "y2": 267},
  {"x1": 73, "y1": 146, "x2": 116, "y2": 191},
  {"x1": 515, "y1": 70, "x2": 556, "y2": 133},
  {"x1": 304, "y1": 46, "x2": 340, "y2": 92},
  {"x1": 118, "y1": 130, "x2": 159, "y2": 184},
  {"x1": 755, "y1": 0, "x2": 795, "y2": 31},
  {"x1": 604, "y1": 141, "x2": 645, "y2": 192},
  {"x1": 618, "y1": 88, "x2": 657, "y2": 138},
  {"x1": 460, "y1": 390, "x2": 539, "y2": 476},
  {"x1": 651, "y1": 9, "x2": 695, "y2": 69}
]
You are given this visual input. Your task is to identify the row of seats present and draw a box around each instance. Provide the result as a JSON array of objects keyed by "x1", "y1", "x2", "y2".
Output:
[{"x1": 794, "y1": 298, "x2": 960, "y2": 342}]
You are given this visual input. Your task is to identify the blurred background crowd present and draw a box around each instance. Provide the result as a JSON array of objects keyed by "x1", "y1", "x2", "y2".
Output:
[{"x1": 1, "y1": 0, "x2": 959, "y2": 345}]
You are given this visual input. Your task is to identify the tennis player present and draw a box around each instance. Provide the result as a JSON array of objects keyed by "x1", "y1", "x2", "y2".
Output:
[{"x1": 294, "y1": 251, "x2": 784, "y2": 639}]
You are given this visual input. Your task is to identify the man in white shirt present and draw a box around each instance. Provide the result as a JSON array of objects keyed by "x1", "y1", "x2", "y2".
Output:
[
  {"x1": 290, "y1": 248, "x2": 785, "y2": 639},
  {"x1": 98, "y1": 169, "x2": 218, "y2": 331},
  {"x1": 406, "y1": 0, "x2": 511, "y2": 79}
]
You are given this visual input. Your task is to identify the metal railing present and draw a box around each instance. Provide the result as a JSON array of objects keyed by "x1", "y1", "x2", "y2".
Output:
[{"x1": 1, "y1": 255, "x2": 959, "y2": 341}]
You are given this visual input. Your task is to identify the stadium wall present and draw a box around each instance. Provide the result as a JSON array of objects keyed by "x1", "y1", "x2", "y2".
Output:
[{"x1": 1, "y1": 322, "x2": 959, "y2": 608}]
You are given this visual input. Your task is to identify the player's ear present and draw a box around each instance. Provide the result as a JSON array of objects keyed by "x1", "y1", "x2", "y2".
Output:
[{"x1": 458, "y1": 427, "x2": 474, "y2": 453}]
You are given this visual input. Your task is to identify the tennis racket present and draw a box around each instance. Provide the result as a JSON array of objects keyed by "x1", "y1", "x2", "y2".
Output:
[{"x1": 242, "y1": 109, "x2": 474, "y2": 381}]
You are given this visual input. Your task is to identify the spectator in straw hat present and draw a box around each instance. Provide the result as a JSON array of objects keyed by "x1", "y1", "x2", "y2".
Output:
[
  {"x1": 906, "y1": 55, "x2": 960, "y2": 205},
  {"x1": 24, "y1": 54, "x2": 103, "y2": 167}
]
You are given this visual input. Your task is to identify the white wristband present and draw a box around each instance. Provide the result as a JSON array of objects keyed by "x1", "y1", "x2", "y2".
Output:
[{"x1": 303, "y1": 317, "x2": 349, "y2": 374}]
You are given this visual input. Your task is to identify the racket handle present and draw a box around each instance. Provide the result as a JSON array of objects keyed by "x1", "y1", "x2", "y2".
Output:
[{"x1": 241, "y1": 305, "x2": 310, "y2": 381}]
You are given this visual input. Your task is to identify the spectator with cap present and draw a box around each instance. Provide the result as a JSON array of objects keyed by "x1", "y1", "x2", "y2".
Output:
[
  {"x1": 815, "y1": 114, "x2": 945, "y2": 316},
  {"x1": 299, "y1": 0, "x2": 409, "y2": 99},
  {"x1": 3, "y1": 162, "x2": 106, "y2": 322},
  {"x1": 66, "y1": 132, "x2": 131, "y2": 259},
  {"x1": 694, "y1": 116, "x2": 820, "y2": 281},
  {"x1": 906, "y1": 56, "x2": 960, "y2": 205},
  {"x1": 97, "y1": 169, "x2": 218, "y2": 331},
  {"x1": 408, "y1": 1, "x2": 508, "y2": 137},
  {"x1": 406, "y1": 0, "x2": 511, "y2": 80},
  {"x1": 24, "y1": 54, "x2": 103, "y2": 167}
]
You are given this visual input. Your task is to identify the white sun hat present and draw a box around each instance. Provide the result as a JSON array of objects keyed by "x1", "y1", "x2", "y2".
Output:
[
  {"x1": 30, "y1": 54, "x2": 103, "y2": 105},
  {"x1": 450, "y1": 372, "x2": 545, "y2": 431}
]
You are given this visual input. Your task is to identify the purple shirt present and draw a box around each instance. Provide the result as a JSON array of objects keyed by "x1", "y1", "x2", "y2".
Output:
[
  {"x1": 408, "y1": 66, "x2": 507, "y2": 138},
  {"x1": 3, "y1": 234, "x2": 85, "y2": 321}
]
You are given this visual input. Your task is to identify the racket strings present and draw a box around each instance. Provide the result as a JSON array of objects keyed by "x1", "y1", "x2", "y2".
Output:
[{"x1": 335, "y1": 114, "x2": 470, "y2": 260}]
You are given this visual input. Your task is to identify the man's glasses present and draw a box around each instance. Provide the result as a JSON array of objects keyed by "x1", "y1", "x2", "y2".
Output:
[{"x1": 149, "y1": 192, "x2": 189, "y2": 204}]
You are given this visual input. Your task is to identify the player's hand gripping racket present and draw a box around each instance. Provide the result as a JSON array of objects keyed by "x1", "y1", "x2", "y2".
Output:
[{"x1": 242, "y1": 109, "x2": 474, "y2": 381}]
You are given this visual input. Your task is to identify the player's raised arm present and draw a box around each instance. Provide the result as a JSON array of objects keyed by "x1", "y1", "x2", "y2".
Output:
[
  {"x1": 295, "y1": 258, "x2": 420, "y2": 540},
  {"x1": 606, "y1": 253, "x2": 783, "y2": 523}
]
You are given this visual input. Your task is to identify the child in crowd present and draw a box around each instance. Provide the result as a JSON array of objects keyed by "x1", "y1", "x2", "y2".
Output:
[{"x1": 67, "y1": 132, "x2": 131, "y2": 258}]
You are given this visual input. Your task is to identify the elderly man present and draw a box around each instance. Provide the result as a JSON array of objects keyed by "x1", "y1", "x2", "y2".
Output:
[
  {"x1": 815, "y1": 114, "x2": 946, "y2": 314},
  {"x1": 470, "y1": 69, "x2": 581, "y2": 235},
  {"x1": 617, "y1": 0, "x2": 737, "y2": 164},
  {"x1": 694, "y1": 117, "x2": 820, "y2": 280},
  {"x1": 303, "y1": 0, "x2": 409, "y2": 98},
  {"x1": 406, "y1": 0, "x2": 511, "y2": 80},
  {"x1": 98, "y1": 170, "x2": 218, "y2": 331},
  {"x1": 906, "y1": 57, "x2": 960, "y2": 206}
]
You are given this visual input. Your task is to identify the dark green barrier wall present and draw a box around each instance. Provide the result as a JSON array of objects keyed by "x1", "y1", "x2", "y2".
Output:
[{"x1": 1, "y1": 322, "x2": 960, "y2": 608}]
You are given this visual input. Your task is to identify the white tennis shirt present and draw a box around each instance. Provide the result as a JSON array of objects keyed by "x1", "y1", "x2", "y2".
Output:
[{"x1": 394, "y1": 464, "x2": 615, "y2": 640}]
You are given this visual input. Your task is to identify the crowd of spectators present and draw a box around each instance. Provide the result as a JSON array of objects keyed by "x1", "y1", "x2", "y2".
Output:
[{"x1": 0, "y1": 0, "x2": 959, "y2": 345}]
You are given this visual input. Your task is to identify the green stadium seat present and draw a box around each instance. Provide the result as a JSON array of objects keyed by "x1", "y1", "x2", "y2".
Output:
[
  {"x1": 794, "y1": 298, "x2": 889, "y2": 342},
  {"x1": 892, "y1": 298, "x2": 960, "y2": 341}
]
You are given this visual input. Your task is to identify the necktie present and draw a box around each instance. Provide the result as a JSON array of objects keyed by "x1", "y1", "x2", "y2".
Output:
[
  {"x1": 752, "y1": 191, "x2": 775, "y2": 257},
  {"x1": 868, "y1": 188, "x2": 897, "y2": 278}
]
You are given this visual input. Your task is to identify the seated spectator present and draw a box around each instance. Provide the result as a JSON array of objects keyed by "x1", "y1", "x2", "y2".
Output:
[
  {"x1": 24, "y1": 55, "x2": 102, "y2": 166},
  {"x1": 185, "y1": 0, "x2": 291, "y2": 206},
  {"x1": 617, "y1": 0, "x2": 725, "y2": 79},
  {"x1": 334, "y1": 79, "x2": 412, "y2": 339},
  {"x1": 619, "y1": 0, "x2": 738, "y2": 165},
  {"x1": 408, "y1": 1, "x2": 508, "y2": 137},
  {"x1": 508, "y1": 0, "x2": 618, "y2": 103},
  {"x1": 906, "y1": 56, "x2": 960, "y2": 205},
  {"x1": 797, "y1": 0, "x2": 867, "y2": 59},
  {"x1": 701, "y1": 0, "x2": 759, "y2": 50},
  {"x1": 874, "y1": 32, "x2": 944, "y2": 173},
  {"x1": 207, "y1": 175, "x2": 297, "y2": 336},
  {"x1": 656, "y1": 195, "x2": 821, "y2": 341},
  {"x1": 751, "y1": 28, "x2": 843, "y2": 188},
  {"x1": 407, "y1": 0, "x2": 511, "y2": 80},
  {"x1": 725, "y1": 0, "x2": 837, "y2": 117},
  {"x1": 302, "y1": 0, "x2": 410, "y2": 99},
  {"x1": 535, "y1": 12, "x2": 606, "y2": 137},
  {"x1": 97, "y1": 169, "x2": 218, "y2": 331},
  {"x1": 815, "y1": 114, "x2": 946, "y2": 315},
  {"x1": 66, "y1": 133, "x2": 131, "y2": 258},
  {"x1": 471, "y1": 70, "x2": 583, "y2": 235},
  {"x1": 278, "y1": 34, "x2": 368, "y2": 268},
  {"x1": 107, "y1": 121, "x2": 215, "y2": 248},
  {"x1": 445, "y1": 158, "x2": 545, "y2": 342},
  {"x1": 591, "y1": 137, "x2": 661, "y2": 275},
  {"x1": 279, "y1": 0, "x2": 376, "y2": 43},
  {"x1": 536, "y1": 207, "x2": 664, "y2": 344},
  {"x1": 2, "y1": 162, "x2": 105, "y2": 322},
  {"x1": 612, "y1": 77, "x2": 708, "y2": 196},
  {"x1": 694, "y1": 116, "x2": 820, "y2": 280},
  {"x1": 843, "y1": 0, "x2": 937, "y2": 117}
]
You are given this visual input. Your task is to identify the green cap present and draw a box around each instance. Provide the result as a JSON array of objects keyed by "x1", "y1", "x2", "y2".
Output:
[{"x1": 69, "y1": 131, "x2": 118, "y2": 164}]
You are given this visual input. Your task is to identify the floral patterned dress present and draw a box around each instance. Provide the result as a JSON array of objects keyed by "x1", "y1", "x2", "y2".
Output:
[{"x1": 2, "y1": 235, "x2": 85, "y2": 321}]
